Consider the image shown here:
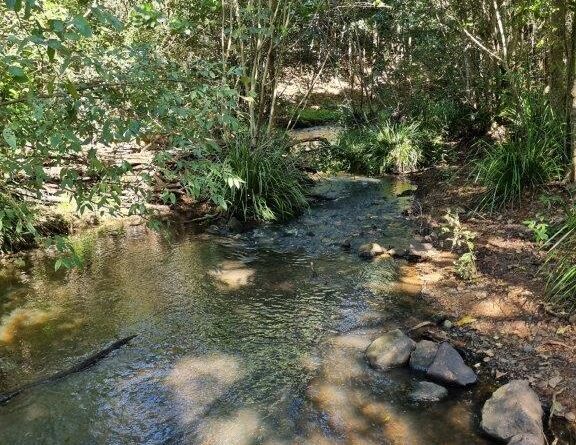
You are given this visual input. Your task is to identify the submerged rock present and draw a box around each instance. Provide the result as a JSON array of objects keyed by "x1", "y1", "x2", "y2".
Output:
[
  {"x1": 409, "y1": 340, "x2": 438, "y2": 372},
  {"x1": 481, "y1": 380, "x2": 544, "y2": 445},
  {"x1": 227, "y1": 216, "x2": 243, "y2": 233},
  {"x1": 358, "y1": 243, "x2": 385, "y2": 259},
  {"x1": 365, "y1": 329, "x2": 416, "y2": 370},
  {"x1": 426, "y1": 342, "x2": 477, "y2": 386},
  {"x1": 409, "y1": 381, "x2": 448, "y2": 402}
]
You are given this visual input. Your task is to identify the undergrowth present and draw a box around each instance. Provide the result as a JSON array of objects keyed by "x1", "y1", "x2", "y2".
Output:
[
  {"x1": 546, "y1": 211, "x2": 576, "y2": 314},
  {"x1": 178, "y1": 130, "x2": 308, "y2": 222},
  {"x1": 333, "y1": 119, "x2": 425, "y2": 175},
  {"x1": 474, "y1": 90, "x2": 565, "y2": 210}
]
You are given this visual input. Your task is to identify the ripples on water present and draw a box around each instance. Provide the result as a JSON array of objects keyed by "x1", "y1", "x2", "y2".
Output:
[{"x1": 0, "y1": 175, "x2": 495, "y2": 444}]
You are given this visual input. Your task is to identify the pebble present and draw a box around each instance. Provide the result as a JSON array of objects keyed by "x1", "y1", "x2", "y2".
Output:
[{"x1": 443, "y1": 320, "x2": 453, "y2": 329}]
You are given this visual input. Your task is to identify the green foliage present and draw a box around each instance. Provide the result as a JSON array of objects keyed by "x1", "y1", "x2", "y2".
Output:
[
  {"x1": 0, "y1": 0, "x2": 242, "y2": 258},
  {"x1": 407, "y1": 96, "x2": 486, "y2": 138},
  {"x1": 176, "y1": 131, "x2": 307, "y2": 222},
  {"x1": 474, "y1": 90, "x2": 565, "y2": 210},
  {"x1": 0, "y1": 191, "x2": 36, "y2": 253},
  {"x1": 523, "y1": 216, "x2": 550, "y2": 245},
  {"x1": 333, "y1": 118, "x2": 424, "y2": 175},
  {"x1": 545, "y1": 212, "x2": 576, "y2": 313},
  {"x1": 379, "y1": 122, "x2": 423, "y2": 174},
  {"x1": 441, "y1": 209, "x2": 477, "y2": 281},
  {"x1": 224, "y1": 133, "x2": 308, "y2": 221},
  {"x1": 455, "y1": 251, "x2": 477, "y2": 281},
  {"x1": 290, "y1": 106, "x2": 343, "y2": 127}
]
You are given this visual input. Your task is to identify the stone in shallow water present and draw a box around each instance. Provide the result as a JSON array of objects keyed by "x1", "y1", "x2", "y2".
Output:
[
  {"x1": 365, "y1": 329, "x2": 416, "y2": 370},
  {"x1": 481, "y1": 380, "x2": 544, "y2": 445},
  {"x1": 409, "y1": 340, "x2": 438, "y2": 372},
  {"x1": 426, "y1": 342, "x2": 477, "y2": 386},
  {"x1": 358, "y1": 243, "x2": 385, "y2": 259},
  {"x1": 409, "y1": 381, "x2": 448, "y2": 402}
]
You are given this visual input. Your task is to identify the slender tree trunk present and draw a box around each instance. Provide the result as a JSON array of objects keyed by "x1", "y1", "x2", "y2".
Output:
[
  {"x1": 550, "y1": 0, "x2": 568, "y2": 118},
  {"x1": 567, "y1": 8, "x2": 576, "y2": 180},
  {"x1": 571, "y1": 78, "x2": 576, "y2": 181}
]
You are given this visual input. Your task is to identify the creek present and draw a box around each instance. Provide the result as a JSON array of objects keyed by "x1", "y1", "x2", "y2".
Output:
[{"x1": 0, "y1": 175, "x2": 496, "y2": 444}]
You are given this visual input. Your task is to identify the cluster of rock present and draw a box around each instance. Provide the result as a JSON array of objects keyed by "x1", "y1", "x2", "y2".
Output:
[
  {"x1": 365, "y1": 329, "x2": 476, "y2": 402},
  {"x1": 365, "y1": 329, "x2": 546, "y2": 444}
]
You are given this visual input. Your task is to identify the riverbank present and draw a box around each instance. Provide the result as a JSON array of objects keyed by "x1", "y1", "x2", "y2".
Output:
[{"x1": 405, "y1": 165, "x2": 576, "y2": 439}]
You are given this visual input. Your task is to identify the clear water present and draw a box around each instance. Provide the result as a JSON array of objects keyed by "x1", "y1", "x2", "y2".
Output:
[{"x1": 0, "y1": 175, "x2": 495, "y2": 444}]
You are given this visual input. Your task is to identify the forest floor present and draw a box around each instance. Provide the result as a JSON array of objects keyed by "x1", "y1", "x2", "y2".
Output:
[{"x1": 406, "y1": 165, "x2": 576, "y2": 437}]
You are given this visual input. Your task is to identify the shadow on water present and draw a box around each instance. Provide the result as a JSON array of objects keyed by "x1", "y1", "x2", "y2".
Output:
[{"x1": 0, "y1": 174, "x2": 496, "y2": 444}]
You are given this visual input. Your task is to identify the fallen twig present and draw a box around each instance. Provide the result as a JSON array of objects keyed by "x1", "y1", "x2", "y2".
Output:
[
  {"x1": 0, "y1": 335, "x2": 137, "y2": 405},
  {"x1": 408, "y1": 321, "x2": 434, "y2": 332}
]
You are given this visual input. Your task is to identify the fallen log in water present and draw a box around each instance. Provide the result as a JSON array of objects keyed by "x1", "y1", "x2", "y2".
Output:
[{"x1": 0, "y1": 334, "x2": 137, "y2": 405}]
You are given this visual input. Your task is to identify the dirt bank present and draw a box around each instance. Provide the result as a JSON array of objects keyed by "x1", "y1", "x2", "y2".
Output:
[{"x1": 405, "y1": 166, "x2": 576, "y2": 442}]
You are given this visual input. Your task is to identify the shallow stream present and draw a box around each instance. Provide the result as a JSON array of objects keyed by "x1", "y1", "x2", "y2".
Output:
[{"x1": 0, "y1": 175, "x2": 496, "y2": 444}]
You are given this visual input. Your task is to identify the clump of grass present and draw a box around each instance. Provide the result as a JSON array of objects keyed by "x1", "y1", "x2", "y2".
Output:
[
  {"x1": 474, "y1": 91, "x2": 564, "y2": 210},
  {"x1": 545, "y1": 212, "x2": 576, "y2": 314},
  {"x1": 334, "y1": 119, "x2": 424, "y2": 175},
  {"x1": 224, "y1": 133, "x2": 308, "y2": 221},
  {"x1": 378, "y1": 122, "x2": 423, "y2": 174},
  {"x1": 178, "y1": 131, "x2": 308, "y2": 222}
]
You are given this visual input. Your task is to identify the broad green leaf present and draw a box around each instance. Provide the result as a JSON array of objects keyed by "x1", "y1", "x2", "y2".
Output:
[
  {"x1": 72, "y1": 16, "x2": 92, "y2": 37},
  {"x1": 2, "y1": 128, "x2": 17, "y2": 149},
  {"x1": 4, "y1": 0, "x2": 22, "y2": 11},
  {"x1": 8, "y1": 65, "x2": 27, "y2": 81},
  {"x1": 65, "y1": 80, "x2": 80, "y2": 100},
  {"x1": 47, "y1": 46, "x2": 56, "y2": 62}
]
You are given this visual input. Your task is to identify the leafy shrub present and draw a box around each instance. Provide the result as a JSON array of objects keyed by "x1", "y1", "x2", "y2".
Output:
[
  {"x1": 407, "y1": 95, "x2": 489, "y2": 139},
  {"x1": 455, "y1": 251, "x2": 477, "y2": 281},
  {"x1": 523, "y1": 216, "x2": 550, "y2": 246},
  {"x1": 0, "y1": 191, "x2": 36, "y2": 253},
  {"x1": 441, "y1": 209, "x2": 477, "y2": 281},
  {"x1": 474, "y1": 91, "x2": 564, "y2": 210}
]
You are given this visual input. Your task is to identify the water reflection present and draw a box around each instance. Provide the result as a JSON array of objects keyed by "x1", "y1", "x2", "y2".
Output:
[{"x1": 208, "y1": 260, "x2": 256, "y2": 290}]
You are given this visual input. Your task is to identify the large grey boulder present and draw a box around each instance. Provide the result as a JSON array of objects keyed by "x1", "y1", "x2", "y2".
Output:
[
  {"x1": 358, "y1": 243, "x2": 386, "y2": 259},
  {"x1": 426, "y1": 342, "x2": 477, "y2": 386},
  {"x1": 365, "y1": 329, "x2": 416, "y2": 370},
  {"x1": 409, "y1": 381, "x2": 448, "y2": 402},
  {"x1": 481, "y1": 380, "x2": 544, "y2": 445},
  {"x1": 409, "y1": 340, "x2": 438, "y2": 372}
]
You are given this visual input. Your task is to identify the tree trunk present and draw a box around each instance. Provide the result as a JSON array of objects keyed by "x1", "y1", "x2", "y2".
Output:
[
  {"x1": 567, "y1": 7, "x2": 576, "y2": 180},
  {"x1": 549, "y1": 0, "x2": 567, "y2": 118},
  {"x1": 571, "y1": 77, "x2": 576, "y2": 181}
]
